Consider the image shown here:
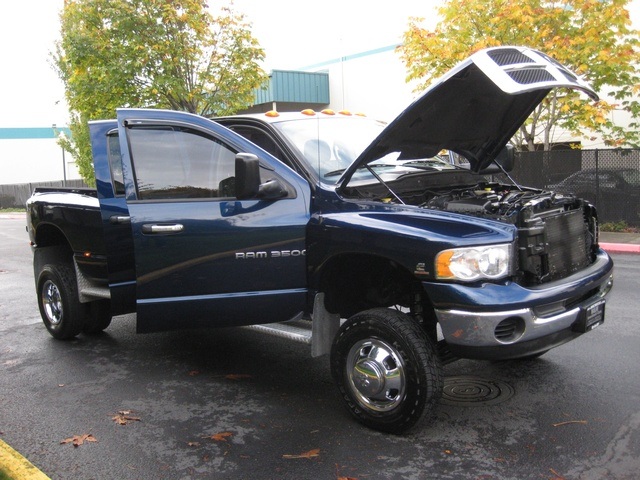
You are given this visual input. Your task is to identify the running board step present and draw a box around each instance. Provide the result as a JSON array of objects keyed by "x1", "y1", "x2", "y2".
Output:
[{"x1": 243, "y1": 319, "x2": 313, "y2": 345}]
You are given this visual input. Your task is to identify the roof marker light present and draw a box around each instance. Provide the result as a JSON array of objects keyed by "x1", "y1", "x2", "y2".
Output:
[
  {"x1": 301, "y1": 109, "x2": 316, "y2": 116},
  {"x1": 265, "y1": 110, "x2": 279, "y2": 117},
  {"x1": 321, "y1": 109, "x2": 335, "y2": 115},
  {"x1": 338, "y1": 110, "x2": 352, "y2": 116}
]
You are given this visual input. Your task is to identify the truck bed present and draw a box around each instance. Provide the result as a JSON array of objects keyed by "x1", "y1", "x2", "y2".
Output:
[{"x1": 27, "y1": 187, "x2": 107, "y2": 283}]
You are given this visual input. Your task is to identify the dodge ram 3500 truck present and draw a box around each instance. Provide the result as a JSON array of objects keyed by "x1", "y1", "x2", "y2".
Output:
[{"x1": 27, "y1": 47, "x2": 614, "y2": 433}]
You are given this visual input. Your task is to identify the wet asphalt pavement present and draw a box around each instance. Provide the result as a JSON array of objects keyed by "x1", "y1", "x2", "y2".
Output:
[{"x1": 1, "y1": 216, "x2": 639, "y2": 480}]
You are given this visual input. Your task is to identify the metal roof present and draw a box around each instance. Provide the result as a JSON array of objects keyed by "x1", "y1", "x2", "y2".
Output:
[
  {"x1": 0, "y1": 127, "x2": 71, "y2": 140},
  {"x1": 254, "y1": 70, "x2": 330, "y2": 105}
]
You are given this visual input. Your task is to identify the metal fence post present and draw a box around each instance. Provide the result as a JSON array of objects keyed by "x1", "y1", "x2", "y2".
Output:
[{"x1": 594, "y1": 149, "x2": 600, "y2": 209}]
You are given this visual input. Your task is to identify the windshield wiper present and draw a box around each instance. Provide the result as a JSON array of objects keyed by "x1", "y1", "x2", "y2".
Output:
[
  {"x1": 324, "y1": 168, "x2": 347, "y2": 177},
  {"x1": 325, "y1": 162, "x2": 445, "y2": 178},
  {"x1": 324, "y1": 163, "x2": 400, "y2": 177}
]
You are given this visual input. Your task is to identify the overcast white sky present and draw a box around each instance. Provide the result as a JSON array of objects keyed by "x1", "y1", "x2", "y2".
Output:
[{"x1": 1, "y1": 0, "x2": 638, "y2": 128}]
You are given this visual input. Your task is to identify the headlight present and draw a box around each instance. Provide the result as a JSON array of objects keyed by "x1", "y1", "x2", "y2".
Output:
[{"x1": 435, "y1": 244, "x2": 511, "y2": 281}]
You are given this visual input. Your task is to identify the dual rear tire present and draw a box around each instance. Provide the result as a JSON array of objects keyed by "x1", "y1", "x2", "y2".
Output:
[{"x1": 35, "y1": 247, "x2": 111, "y2": 340}]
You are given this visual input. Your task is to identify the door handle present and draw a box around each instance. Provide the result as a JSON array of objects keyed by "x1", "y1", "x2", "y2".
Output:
[
  {"x1": 109, "y1": 215, "x2": 131, "y2": 225},
  {"x1": 141, "y1": 224, "x2": 184, "y2": 234}
]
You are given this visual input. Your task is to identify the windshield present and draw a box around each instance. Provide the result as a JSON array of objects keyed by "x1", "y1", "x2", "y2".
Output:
[
  {"x1": 272, "y1": 115, "x2": 460, "y2": 184},
  {"x1": 273, "y1": 116, "x2": 385, "y2": 182}
]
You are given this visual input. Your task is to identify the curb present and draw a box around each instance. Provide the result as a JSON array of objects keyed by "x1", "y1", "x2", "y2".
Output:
[
  {"x1": 0, "y1": 439, "x2": 50, "y2": 480},
  {"x1": 600, "y1": 243, "x2": 640, "y2": 254}
]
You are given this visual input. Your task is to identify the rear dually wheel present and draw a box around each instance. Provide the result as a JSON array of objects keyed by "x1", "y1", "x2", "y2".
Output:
[{"x1": 36, "y1": 252, "x2": 86, "y2": 340}]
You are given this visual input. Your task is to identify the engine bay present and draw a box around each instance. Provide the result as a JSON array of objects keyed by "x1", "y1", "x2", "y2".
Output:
[
  {"x1": 343, "y1": 172, "x2": 598, "y2": 285},
  {"x1": 345, "y1": 170, "x2": 584, "y2": 225},
  {"x1": 419, "y1": 182, "x2": 580, "y2": 224}
]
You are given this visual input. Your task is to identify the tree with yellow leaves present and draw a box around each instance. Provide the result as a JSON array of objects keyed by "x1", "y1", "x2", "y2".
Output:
[
  {"x1": 398, "y1": 0, "x2": 640, "y2": 150},
  {"x1": 54, "y1": 0, "x2": 267, "y2": 184}
]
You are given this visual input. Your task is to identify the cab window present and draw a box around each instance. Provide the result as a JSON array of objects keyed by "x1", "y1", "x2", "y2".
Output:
[
  {"x1": 107, "y1": 132, "x2": 126, "y2": 196},
  {"x1": 126, "y1": 126, "x2": 237, "y2": 200}
]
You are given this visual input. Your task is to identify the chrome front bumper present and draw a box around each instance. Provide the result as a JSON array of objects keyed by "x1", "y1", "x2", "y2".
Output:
[{"x1": 435, "y1": 273, "x2": 613, "y2": 349}]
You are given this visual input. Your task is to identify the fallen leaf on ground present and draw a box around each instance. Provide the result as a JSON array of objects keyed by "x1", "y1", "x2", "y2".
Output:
[
  {"x1": 60, "y1": 434, "x2": 98, "y2": 447},
  {"x1": 549, "y1": 467, "x2": 565, "y2": 479},
  {"x1": 552, "y1": 420, "x2": 587, "y2": 427},
  {"x1": 282, "y1": 448, "x2": 320, "y2": 459},
  {"x1": 112, "y1": 410, "x2": 141, "y2": 425},
  {"x1": 203, "y1": 432, "x2": 233, "y2": 442},
  {"x1": 225, "y1": 374, "x2": 252, "y2": 380},
  {"x1": 187, "y1": 442, "x2": 200, "y2": 447}
]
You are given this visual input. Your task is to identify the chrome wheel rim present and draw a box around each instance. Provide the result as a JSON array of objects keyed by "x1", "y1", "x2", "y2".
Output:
[
  {"x1": 42, "y1": 280, "x2": 63, "y2": 325},
  {"x1": 346, "y1": 338, "x2": 406, "y2": 412}
]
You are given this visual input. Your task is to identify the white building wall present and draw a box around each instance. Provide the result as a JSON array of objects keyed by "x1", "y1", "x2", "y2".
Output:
[
  {"x1": 1, "y1": 138, "x2": 81, "y2": 184},
  {"x1": 305, "y1": 47, "x2": 420, "y2": 123}
]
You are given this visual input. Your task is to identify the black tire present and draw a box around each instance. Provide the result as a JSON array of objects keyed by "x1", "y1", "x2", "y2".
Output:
[
  {"x1": 37, "y1": 260, "x2": 86, "y2": 340},
  {"x1": 330, "y1": 308, "x2": 443, "y2": 434},
  {"x1": 82, "y1": 300, "x2": 112, "y2": 334}
]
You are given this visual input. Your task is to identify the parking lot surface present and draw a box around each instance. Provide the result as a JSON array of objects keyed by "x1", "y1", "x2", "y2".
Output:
[{"x1": 1, "y1": 216, "x2": 639, "y2": 479}]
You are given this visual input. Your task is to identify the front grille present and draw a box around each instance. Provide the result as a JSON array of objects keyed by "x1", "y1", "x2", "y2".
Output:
[{"x1": 518, "y1": 208, "x2": 593, "y2": 285}]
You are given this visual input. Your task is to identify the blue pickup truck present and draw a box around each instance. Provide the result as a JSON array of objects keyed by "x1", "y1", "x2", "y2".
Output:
[{"x1": 27, "y1": 47, "x2": 614, "y2": 433}]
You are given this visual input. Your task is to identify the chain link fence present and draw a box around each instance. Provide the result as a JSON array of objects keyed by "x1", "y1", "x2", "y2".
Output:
[{"x1": 510, "y1": 149, "x2": 640, "y2": 226}]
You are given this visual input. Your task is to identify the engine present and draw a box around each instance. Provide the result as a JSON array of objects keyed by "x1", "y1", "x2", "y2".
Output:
[
  {"x1": 420, "y1": 183, "x2": 572, "y2": 223},
  {"x1": 419, "y1": 182, "x2": 597, "y2": 285}
]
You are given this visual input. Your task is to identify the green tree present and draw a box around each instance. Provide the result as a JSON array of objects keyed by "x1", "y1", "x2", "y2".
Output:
[
  {"x1": 398, "y1": 0, "x2": 640, "y2": 150},
  {"x1": 54, "y1": 0, "x2": 267, "y2": 184}
]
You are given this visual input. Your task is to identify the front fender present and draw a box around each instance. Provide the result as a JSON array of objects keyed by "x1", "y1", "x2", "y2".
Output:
[{"x1": 306, "y1": 206, "x2": 516, "y2": 286}]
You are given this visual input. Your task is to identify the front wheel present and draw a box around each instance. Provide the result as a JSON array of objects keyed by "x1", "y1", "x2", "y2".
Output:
[{"x1": 330, "y1": 308, "x2": 443, "y2": 434}]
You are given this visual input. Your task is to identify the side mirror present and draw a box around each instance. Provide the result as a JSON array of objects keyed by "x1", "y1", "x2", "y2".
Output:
[
  {"x1": 235, "y1": 153, "x2": 287, "y2": 200},
  {"x1": 235, "y1": 153, "x2": 261, "y2": 199},
  {"x1": 480, "y1": 144, "x2": 515, "y2": 174}
]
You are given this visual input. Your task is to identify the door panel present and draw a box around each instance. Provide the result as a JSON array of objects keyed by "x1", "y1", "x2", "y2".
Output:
[{"x1": 116, "y1": 110, "x2": 310, "y2": 332}]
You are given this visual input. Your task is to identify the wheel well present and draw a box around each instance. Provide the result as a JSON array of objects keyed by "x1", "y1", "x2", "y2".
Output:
[
  {"x1": 318, "y1": 254, "x2": 434, "y2": 322},
  {"x1": 35, "y1": 223, "x2": 71, "y2": 250}
]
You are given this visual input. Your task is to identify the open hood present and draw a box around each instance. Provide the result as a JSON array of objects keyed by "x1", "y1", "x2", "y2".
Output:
[{"x1": 340, "y1": 46, "x2": 598, "y2": 183}]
